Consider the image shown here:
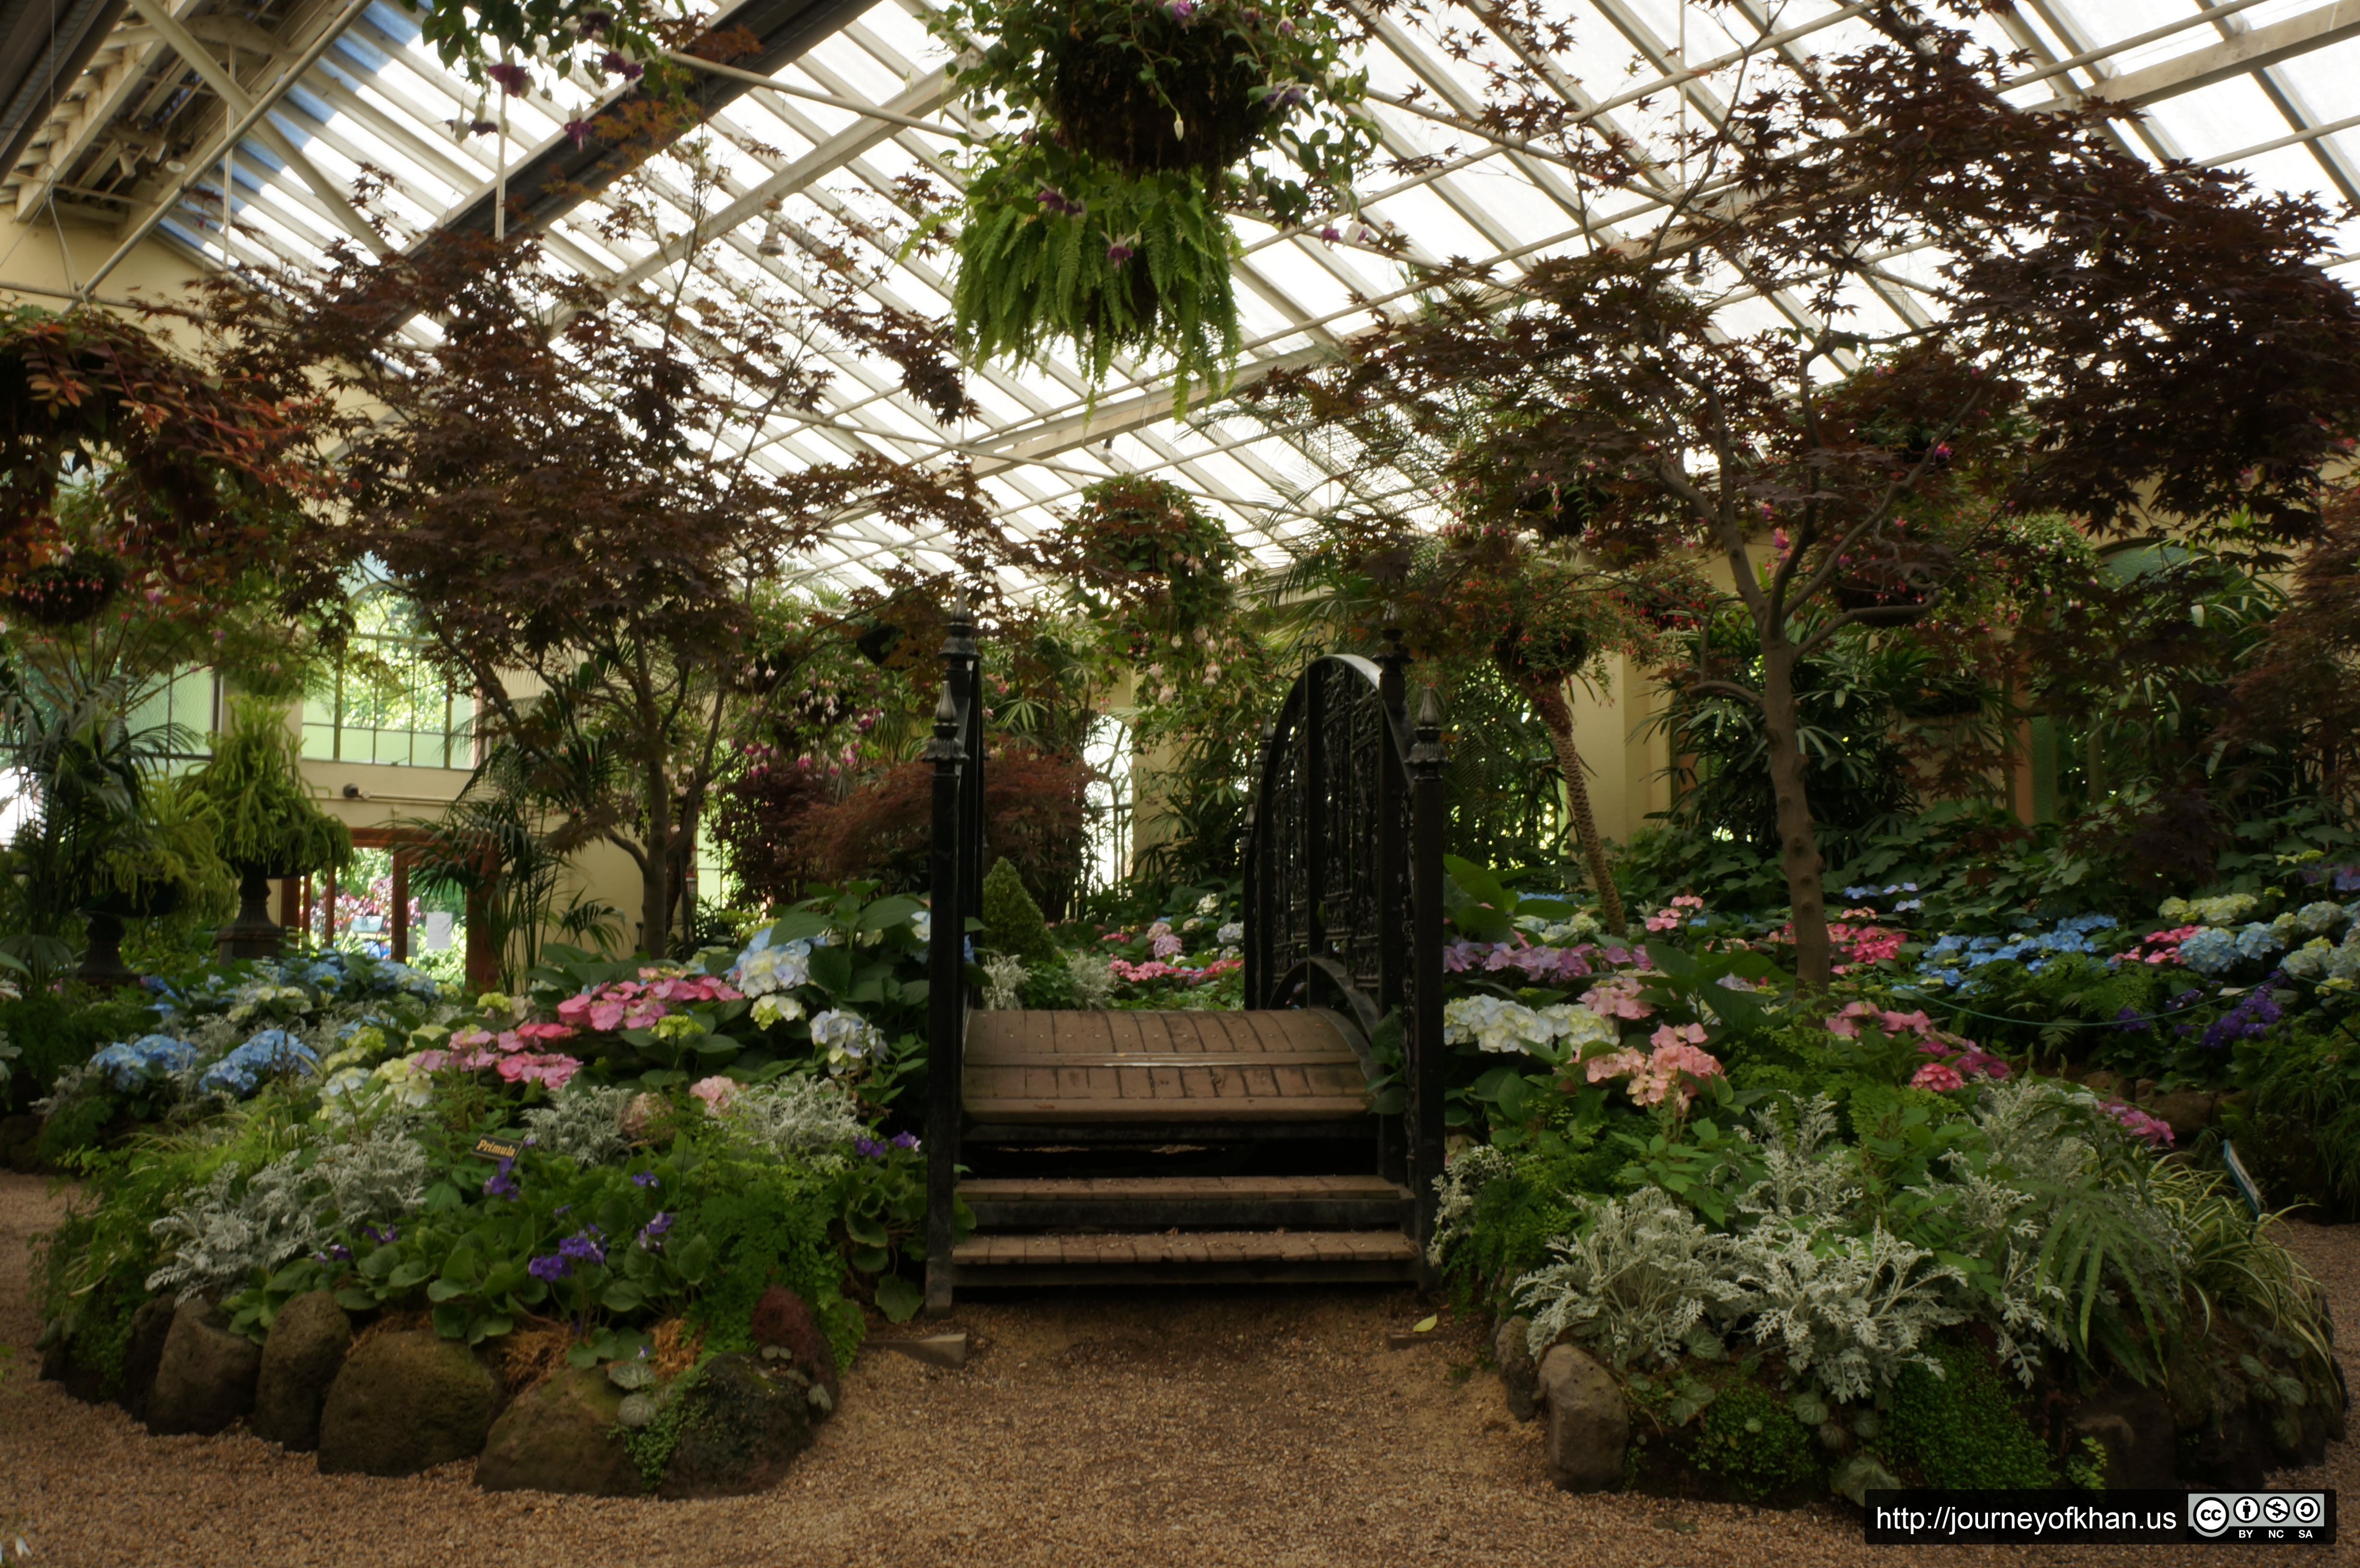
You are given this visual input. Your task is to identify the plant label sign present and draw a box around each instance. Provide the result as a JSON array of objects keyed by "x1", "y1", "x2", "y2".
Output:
[{"x1": 474, "y1": 1134, "x2": 521, "y2": 1161}]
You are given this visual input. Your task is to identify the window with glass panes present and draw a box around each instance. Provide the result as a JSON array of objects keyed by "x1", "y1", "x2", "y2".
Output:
[{"x1": 302, "y1": 596, "x2": 475, "y2": 769}]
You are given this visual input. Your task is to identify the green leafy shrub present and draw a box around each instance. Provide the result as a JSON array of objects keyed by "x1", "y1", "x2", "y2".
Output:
[
  {"x1": 0, "y1": 990, "x2": 157, "y2": 1112},
  {"x1": 1880, "y1": 1340, "x2": 2056, "y2": 1488},
  {"x1": 1693, "y1": 1381, "x2": 1820, "y2": 1498}
]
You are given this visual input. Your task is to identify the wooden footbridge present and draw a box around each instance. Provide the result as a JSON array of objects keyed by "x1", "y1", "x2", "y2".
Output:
[{"x1": 920, "y1": 606, "x2": 1449, "y2": 1312}]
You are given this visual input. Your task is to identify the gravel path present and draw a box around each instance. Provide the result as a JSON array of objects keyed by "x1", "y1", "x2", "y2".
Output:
[{"x1": 2, "y1": 1170, "x2": 2351, "y2": 1566}]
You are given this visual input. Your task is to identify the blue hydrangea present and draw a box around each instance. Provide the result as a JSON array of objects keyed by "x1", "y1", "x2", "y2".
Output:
[
  {"x1": 2234, "y1": 922, "x2": 2285, "y2": 962},
  {"x1": 87, "y1": 1034, "x2": 198, "y2": 1091},
  {"x1": 197, "y1": 1028, "x2": 320, "y2": 1099},
  {"x1": 1915, "y1": 914, "x2": 2119, "y2": 983},
  {"x1": 2176, "y1": 928, "x2": 2239, "y2": 977}
]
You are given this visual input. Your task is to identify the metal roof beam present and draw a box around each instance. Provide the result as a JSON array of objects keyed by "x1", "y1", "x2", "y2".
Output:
[
  {"x1": 2085, "y1": 0, "x2": 2360, "y2": 108},
  {"x1": 128, "y1": 0, "x2": 386, "y2": 252}
]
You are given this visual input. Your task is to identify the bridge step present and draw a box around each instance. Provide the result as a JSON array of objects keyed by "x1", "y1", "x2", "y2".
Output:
[
  {"x1": 960, "y1": 1174, "x2": 1410, "y2": 1231},
  {"x1": 949, "y1": 1228, "x2": 1419, "y2": 1286}
]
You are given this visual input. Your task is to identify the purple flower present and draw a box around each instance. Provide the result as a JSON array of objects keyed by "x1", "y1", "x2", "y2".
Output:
[
  {"x1": 854, "y1": 1136, "x2": 888, "y2": 1158},
  {"x1": 1320, "y1": 225, "x2": 1342, "y2": 242},
  {"x1": 601, "y1": 50, "x2": 644, "y2": 82},
  {"x1": 2115, "y1": 1004, "x2": 2149, "y2": 1033},
  {"x1": 632, "y1": 1172, "x2": 661, "y2": 1188},
  {"x1": 891, "y1": 1131, "x2": 919, "y2": 1151},
  {"x1": 638, "y1": 1212, "x2": 673, "y2": 1251},
  {"x1": 486, "y1": 61, "x2": 530, "y2": 94},
  {"x1": 1279, "y1": 17, "x2": 1295, "y2": 33},
  {"x1": 363, "y1": 1224, "x2": 399, "y2": 1245},
  {"x1": 483, "y1": 1157, "x2": 518, "y2": 1200},
  {"x1": 1107, "y1": 241, "x2": 1135, "y2": 265},
  {"x1": 558, "y1": 1229, "x2": 606, "y2": 1267},
  {"x1": 563, "y1": 118, "x2": 593, "y2": 150},
  {"x1": 1036, "y1": 186, "x2": 1082, "y2": 216},
  {"x1": 528, "y1": 1253, "x2": 571, "y2": 1283},
  {"x1": 576, "y1": 9, "x2": 611, "y2": 35},
  {"x1": 314, "y1": 1242, "x2": 353, "y2": 1263},
  {"x1": 468, "y1": 120, "x2": 499, "y2": 137},
  {"x1": 1165, "y1": 0, "x2": 1195, "y2": 19}
]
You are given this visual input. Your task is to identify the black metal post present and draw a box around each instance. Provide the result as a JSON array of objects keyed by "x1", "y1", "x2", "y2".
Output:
[
  {"x1": 1374, "y1": 629, "x2": 1412, "y2": 1186},
  {"x1": 1302, "y1": 668, "x2": 1329, "y2": 1011},
  {"x1": 1408, "y1": 686, "x2": 1449, "y2": 1287},
  {"x1": 943, "y1": 599, "x2": 984, "y2": 930},
  {"x1": 1244, "y1": 723, "x2": 1277, "y2": 1009},
  {"x1": 922, "y1": 677, "x2": 966, "y2": 1318}
]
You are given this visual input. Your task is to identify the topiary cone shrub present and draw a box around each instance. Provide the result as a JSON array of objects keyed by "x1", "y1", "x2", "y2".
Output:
[{"x1": 182, "y1": 697, "x2": 352, "y2": 960}]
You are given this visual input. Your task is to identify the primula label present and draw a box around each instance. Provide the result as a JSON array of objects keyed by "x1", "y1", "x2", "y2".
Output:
[{"x1": 473, "y1": 1134, "x2": 521, "y2": 1161}]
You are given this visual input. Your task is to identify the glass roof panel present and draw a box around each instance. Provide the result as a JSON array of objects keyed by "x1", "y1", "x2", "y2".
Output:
[{"x1": 9, "y1": 0, "x2": 2352, "y2": 573}]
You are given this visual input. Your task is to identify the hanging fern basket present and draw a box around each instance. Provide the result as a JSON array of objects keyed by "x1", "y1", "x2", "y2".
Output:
[
  {"x1": 1047, "y1": 15, "x2": 1270, "y2": 173},
  {"x1": 925, "y1": 0, "x2": 1376, "y2": 401}
]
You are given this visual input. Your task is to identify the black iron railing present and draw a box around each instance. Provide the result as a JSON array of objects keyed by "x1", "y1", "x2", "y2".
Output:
[{"x1": 922, "y1": 602, "x2": 984, "y2": 1316}]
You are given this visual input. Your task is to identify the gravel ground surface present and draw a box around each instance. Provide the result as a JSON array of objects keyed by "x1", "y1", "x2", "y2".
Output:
[{"x1": 2, "y1": 1170, "x2": 2351, "y2": 1567}]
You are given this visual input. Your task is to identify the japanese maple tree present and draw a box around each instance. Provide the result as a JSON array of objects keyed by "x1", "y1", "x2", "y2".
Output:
[{"x1": 1247, "y1": 0, "x2": 2360, "y2": 985}]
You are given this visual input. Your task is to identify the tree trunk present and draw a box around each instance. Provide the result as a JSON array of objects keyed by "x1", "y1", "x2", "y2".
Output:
[
  {"x1": 1527, "y1": 680, "x2": 1628, "y2": 939},
  {"x1": 1760, "y1": 642, "x2": 1832, "y2": 989}
]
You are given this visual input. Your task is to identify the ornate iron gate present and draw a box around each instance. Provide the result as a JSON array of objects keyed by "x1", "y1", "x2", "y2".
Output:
[{"x1": 1243, "y1": 635, "x2": 1449, "y2": 1263}]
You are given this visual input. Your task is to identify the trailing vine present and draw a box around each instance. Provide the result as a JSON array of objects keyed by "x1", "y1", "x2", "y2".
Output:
[{"x1": 922, "y1": 0, "x2": 1377, "y2": 403}]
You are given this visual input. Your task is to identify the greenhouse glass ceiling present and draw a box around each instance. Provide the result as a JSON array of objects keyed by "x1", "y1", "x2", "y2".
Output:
[{"x1": 3, "y1": 0, "x2": 2358, "y2": 589}]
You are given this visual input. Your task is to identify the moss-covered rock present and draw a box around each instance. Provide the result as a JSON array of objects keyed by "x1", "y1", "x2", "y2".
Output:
[
  {"x1": 251, "y1": 1291, "x2": 352, "y2": 1452},
  {"x1": 146, "y1": 1299, "x2": 262, "y2": 1437},
  {"x1": 317, "y1": 1329, "x2": 503, "y2": 1476},
  {"x1": 656, "y1": 1353, "x2": 816, "y2": 1499},
  {"x1": 477, "y1": 1367, "x2": 640, "y2": 1496},
  {"x1": 1691, "y1": 1383, "x2": 1819, "y2": 1500}
]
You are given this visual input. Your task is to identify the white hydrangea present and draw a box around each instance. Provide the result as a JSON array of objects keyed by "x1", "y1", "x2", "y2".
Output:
[
  {"x1": 732, "y1": 938, "x2": 813, "y2": 996},
  {"x1": 1444, "y1": 995, "x2": 1549, "y2": 1054},
  {"x1": 1195, "y1": 894, "x2": 1221, "y2": 917},
  {"x1": 1215, "y1": 921, "x2": 1244, "y2": 945},
  {"x1": 2283, "y1": 938, "x2": 2336, "y2": 981},
  {"x1": 1538, "y1": 1003, "x2": 1618, "y2": 1053},
  {"x1": 809, "y1": 1008, "x2": 882, "y2": 1061},
  {"x1": 2159, "y1": 893, "x2": 2260, "y2": 925},
  {"x1": 910, "y1": 908, "x2": 932, "y2": 943},
  {"x1": 1444, "y1": 996, "x2": 1620, "y2": 1055},
  {"x1": 750, "y1": 992, "x2": 806, "y2": 1029},
  {"x1": 2274, "y1": 901, "x2": 2353, "y2": 943}
]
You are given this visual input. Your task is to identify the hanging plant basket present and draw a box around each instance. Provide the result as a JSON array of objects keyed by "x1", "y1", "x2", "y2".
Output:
[
  {"x1": 1057, "y1": 475, "x2": 1239, "y2": 637},
  {"x1": 1047, "y1": 12, "x2": 1270, "y2": 174},
  {"x1": 6, "y1": 552, "x2": 123, "y2": 626},
  {"x1": 924, "y1": 0, "x2": 1377, "y2": 401}
]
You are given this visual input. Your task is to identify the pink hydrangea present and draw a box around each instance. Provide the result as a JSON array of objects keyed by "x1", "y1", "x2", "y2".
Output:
[
  {"x1": 1644, "y1": 894, "x2": 1706, "y2": 932},
  {"x1": 1824, "y1": 1002, "x2": 1938, "y2": 1040},
  {"x1": 497, "y1": 1053, "x2": 581, "y2": 1089},
  {"x1": 1586, "y1": 1032, "x2": 1722, "y2": 1109},
  {"x1": 2102, "y1": 1100, "x2": 2175, "y2": 1147},
  {"x1": 1584, "y1": 1048, "x2": 1647, "y2": 1085},
  {"x1": 1909, "y1": 1061, "x2": 1965, "y2": 1092},
  {"x1": 690, "y1": 1075, "x2": 740, "y2": 1115},
  {"x1": 1582, "y1": 974, "x2": 1653, "y2": 1020},
  {"x1": 2119, "y1": 925, "x2": 2202, "y2": 967}
]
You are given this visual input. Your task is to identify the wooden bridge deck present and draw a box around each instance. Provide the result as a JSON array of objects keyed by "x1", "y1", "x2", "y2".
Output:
[{"x1": 961, "y1": 1009, "x2": 1373, "y2": 1127}]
